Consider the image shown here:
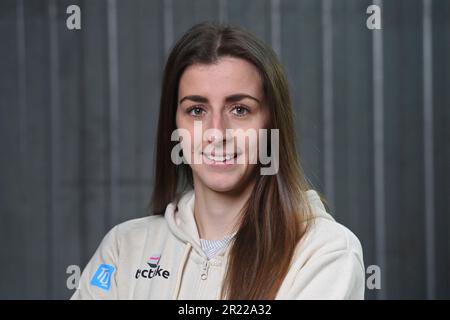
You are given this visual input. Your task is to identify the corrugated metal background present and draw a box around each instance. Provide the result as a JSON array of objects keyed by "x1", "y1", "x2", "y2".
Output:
[{"x1": 0, "y1": 0, "x2": 449, "y2": 299}]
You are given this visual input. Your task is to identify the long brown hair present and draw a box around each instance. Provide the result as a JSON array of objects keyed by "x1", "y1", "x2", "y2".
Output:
[{"x1": 150, "y1": 22, "x2": 313, "y2": 299}]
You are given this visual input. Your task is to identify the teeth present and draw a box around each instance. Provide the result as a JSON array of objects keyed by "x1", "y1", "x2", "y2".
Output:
[{"x1": 204, "y1": 154, "x2": 234, "y2": 162}]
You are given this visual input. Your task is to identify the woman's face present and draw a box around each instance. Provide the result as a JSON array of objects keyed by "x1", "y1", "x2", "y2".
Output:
[{"x1": 176, "y1": 56, "x2": 269, "y2": 194}]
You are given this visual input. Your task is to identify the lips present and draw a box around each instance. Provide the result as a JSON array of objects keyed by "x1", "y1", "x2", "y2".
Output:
[{"x1": 202, "y1": 153, "x2": 237, "y2": 162}]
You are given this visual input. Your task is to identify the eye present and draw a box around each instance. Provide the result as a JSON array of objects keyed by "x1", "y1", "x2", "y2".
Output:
[
  {"x1": 187, "y1": 106, "x2": 205, "y2": 117},
  {"x1": 231, "y1": 105, "x2": 250, "y2": 117}
]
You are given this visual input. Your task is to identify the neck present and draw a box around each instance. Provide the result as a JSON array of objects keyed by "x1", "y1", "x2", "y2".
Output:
[{"x1": 193, "y1": 180, "x2": 255, "y2": 240}]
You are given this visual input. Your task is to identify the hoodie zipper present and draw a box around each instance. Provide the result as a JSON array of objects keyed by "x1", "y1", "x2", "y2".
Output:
[{"x1": 200, "y1": 259, "x2": 210, "y2": 280}]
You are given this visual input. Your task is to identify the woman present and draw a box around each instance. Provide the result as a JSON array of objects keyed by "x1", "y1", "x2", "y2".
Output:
[{"x1": 71, "y1": 22, "x2": 364, "y2": 300}]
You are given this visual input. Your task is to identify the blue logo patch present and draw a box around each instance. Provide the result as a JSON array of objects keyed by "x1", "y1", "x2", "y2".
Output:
[{"x1": 90, "y1": 264, "x2": 115, "y2": 291}]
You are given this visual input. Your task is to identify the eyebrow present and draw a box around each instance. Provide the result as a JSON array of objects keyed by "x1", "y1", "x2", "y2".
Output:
[{"x1": 179, "y1": 93, "x2": 261, "y2": 105}]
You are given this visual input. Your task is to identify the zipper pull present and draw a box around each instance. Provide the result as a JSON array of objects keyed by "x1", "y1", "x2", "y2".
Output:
[{"x1": 200, "y1": 260, "x2": 210, "y2": 280}]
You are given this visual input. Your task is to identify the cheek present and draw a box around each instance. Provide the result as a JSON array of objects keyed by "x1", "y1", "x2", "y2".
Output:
[
  {"x1": 175, "y1": 112, "x2": 192, "y2": 159},
  {"x1": 240, "y1": 118, "x2": 270, "y2": 163},
  {"x1": 256, "y1": 106, "x2": 271, "y2": 129},
  {"x1": 175, "y1": 125, "x2": 203, "y2": 165}
]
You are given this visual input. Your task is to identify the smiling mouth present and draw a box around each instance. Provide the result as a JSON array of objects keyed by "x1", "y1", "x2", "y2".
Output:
[{"x1": 202, "y1": 152, "x2": 239, "y2": 162}]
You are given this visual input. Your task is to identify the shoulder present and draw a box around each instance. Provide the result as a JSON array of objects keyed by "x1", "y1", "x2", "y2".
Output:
[
  {"x1": 279, "y1": 215, "x2": 366, "y2": 299},
  {"x1": 114, "y1": 215, "x2": 168, "y2": 243},
  {"x1": 299, "y1": 190, "x2": 364, "y2": 265},
  {"x1": 304, "y1": 217, "x2": 363, "y2": 258},
  {"x1": 115, "y1": 215, "x2": 166, "y2": 235},
  {"x1": 293, "y1": 194, "x2": 364, "y2": 271},
  {"x1": 100, "y1": 215, "x2": 168, "y2": 250}
]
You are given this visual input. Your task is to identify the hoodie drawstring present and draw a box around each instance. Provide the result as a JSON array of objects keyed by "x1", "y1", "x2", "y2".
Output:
[{"x1": 172, "y1": 242, "x2": 192, "y2": 300}]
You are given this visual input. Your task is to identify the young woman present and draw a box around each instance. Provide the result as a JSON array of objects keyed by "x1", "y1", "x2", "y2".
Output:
[{"x1": 71, "y1": 22, "x2": 365, "y2": 300}]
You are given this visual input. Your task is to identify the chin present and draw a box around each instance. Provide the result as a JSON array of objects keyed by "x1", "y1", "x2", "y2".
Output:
[
  {"x1": 203, "y1": 177, "x2": 241, "y2": 193},
  {"x1": 193, "y1": 170, "x2": 245, "y2": 193}
]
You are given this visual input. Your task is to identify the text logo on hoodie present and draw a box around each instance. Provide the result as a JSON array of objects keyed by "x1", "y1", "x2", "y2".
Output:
[
  {"x1": 90, "y1": 264, "x2": 115, "y2": 291},
  {"x1": 135, "y1": 254, "x2": 170, "y2": 280}
]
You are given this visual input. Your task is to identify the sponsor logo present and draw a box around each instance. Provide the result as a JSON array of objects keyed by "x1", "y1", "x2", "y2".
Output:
[
  {"x1": 135, "y1": 254, "x2": 170, "y2": 280},
  {"x1": 90, "y1": 264, "x2": 115, "y2": 291},
  {"x1": 147, "y1": 255, "x2": 161, "y2": 268}
]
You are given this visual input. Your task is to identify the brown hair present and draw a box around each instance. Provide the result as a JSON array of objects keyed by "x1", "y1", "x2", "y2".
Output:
[{"x1": 150, "y1": 22, "x2": 313, "y2": 299}]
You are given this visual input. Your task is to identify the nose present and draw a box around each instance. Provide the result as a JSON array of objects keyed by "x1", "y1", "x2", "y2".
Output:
[{"x1": 205, "y1": 111, "x2": 230, "y2": 143}]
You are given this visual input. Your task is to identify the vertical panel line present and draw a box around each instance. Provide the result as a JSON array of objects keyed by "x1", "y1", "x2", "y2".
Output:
[
  {"x1": 163, "y1": 0, "x2": 174, "y2": 58},
  {"x1": 219, "y1": 0, "x2": 228, "y2": 23},
  {"x1": 270, "y1": 0, "x2": 281, "y2": 57},
  {"x1": 17, "y1": 0, "x2": 27, "y2": 183},
  {"x1": 423, "y1": 0, "x2": 435, "y2": 300},
  {"x1": 78, "y1": 0, "x2": 88, "y2": 266},
  {"x1": 372, "y1": 0, "x2": 386, "y2": 300},
  {"x1": 322, "y1": 0, "x2": 335, "y2": 211},
  {"x1": 107, "y1": 0, "x2": 120, "y2": 228},
  {"x1": 16, "y1": 0, "x2": 30, "y2": 297},
  {"x1": 16, "y1": 0, "x2": 28, "y2": 228},
  {"x1": 48, "y1": 0, "x2": 60, "y2": 299}
]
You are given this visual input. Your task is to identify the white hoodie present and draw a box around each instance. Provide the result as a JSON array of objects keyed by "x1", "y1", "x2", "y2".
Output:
[{"x1": 71, "y1": 189, "x2": 365, "y2": 300}]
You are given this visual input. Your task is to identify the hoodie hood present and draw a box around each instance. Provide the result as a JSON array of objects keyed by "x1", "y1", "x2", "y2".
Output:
[
  {"x1": 304, "y1": 189, "x2": 335, "y2": 221},
  {"x1": 164, "y1": 188, "x2": 335, "y2": 252},
  {"x1": 164, "y1": 189, "x2": 208, "y2": 260}
]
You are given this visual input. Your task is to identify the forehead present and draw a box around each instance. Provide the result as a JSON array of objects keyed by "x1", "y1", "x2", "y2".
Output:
[{"x1": 178, "y1": 57, "x2": 263, "y2": 99}]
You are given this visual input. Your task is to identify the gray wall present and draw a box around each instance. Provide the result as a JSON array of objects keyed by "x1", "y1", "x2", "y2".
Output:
[{"x1": 0, "y1": 0, "x2": 449, "y2": 299}]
